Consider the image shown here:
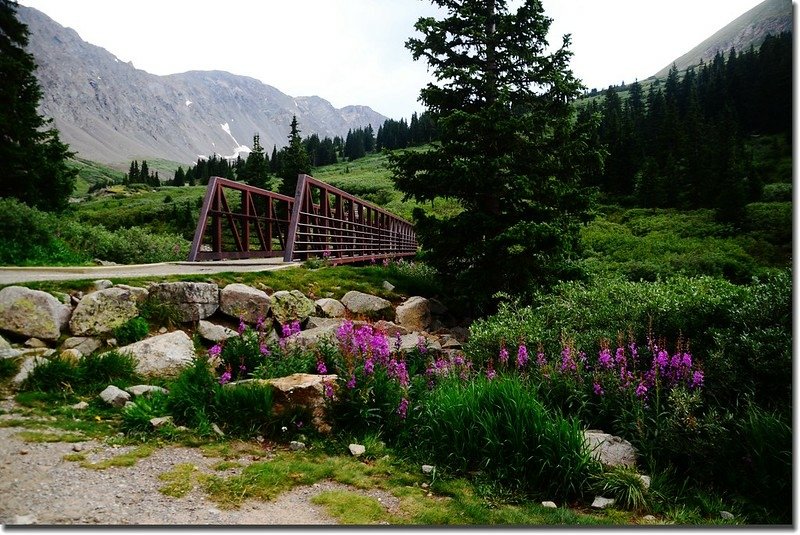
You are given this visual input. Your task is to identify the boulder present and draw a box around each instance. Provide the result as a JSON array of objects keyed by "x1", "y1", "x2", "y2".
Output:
[
  {"x1": 373, "y1": 320, "x2": 411, "y2": 337},
  {"x1": 59, "y1": 348, "x2": 82, "y2": 364},
  {"x1": 117, "y1": 331, "x2": 195, "y2": 378},
  {"x1": 147, "y1": 282, "x2": 219, "y2": 322},
  {"x1": 0, "y1": 286, "x2": 71, "y2": 342},
  {"x1": 24, "y1": 338, "x2": 48, "y2": 349},
  {"x1": 315, "y1": 298, "x2": 346, "y2": 318},
  {"x1": 395, "y1": 296, "x2": 432, "y2": 332},
  {"x1": 93, "y1": 280, "x2": 114, "y2": 291},
  {"x1": 197, "y1": 320, "x2": 239, "y2": 343},
  {"x1": 305, "y1": 317, "x2": 345, "y2": 330},
  {"x1": 69, "y1": 287, "x2": 146, "y2": 336},
  {"x1": 340, "y1": 291, "x2": 392, "y2": 318},
  {"x1": 125, "y1": 384, "x2": 169, "y2": 397},
  {"x1": 219, "y1": 283, "x2": 271, "y2": 324},
  {"x1": 349, "y1": 444, "x2": 365, "y2": 457},
  {"x1": 591, "y1": 496, "x2": 616, "y2": 509},
  {"x1": 270, "y1": 290, "x2": 316, "y2": 324},
  {"x1": 99, "y1": 385, "x2": 131, "y2": 408},
  {"x1": 264, "y1": 373, "x2": 338, "y2": 434},
  {"x1": 61, "y1": 337, "x2": 102, "y2": 357},
  {"x1": 583, "y1": 430, "x2": 638, "y2": 469},
  {"x1": 0, "y1": 334, "x2": 10, "y2": 350},
  {"x1": 292, "y1": 325, "x2": 340, "y2": 349},
  {"x1": 11, "y1": 355, "x2": 48, "y2": 386}
]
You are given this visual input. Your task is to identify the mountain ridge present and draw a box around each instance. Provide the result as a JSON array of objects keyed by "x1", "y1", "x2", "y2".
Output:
[{"x1": 17, "y1": 5, "x2": 388, "y2": 167}]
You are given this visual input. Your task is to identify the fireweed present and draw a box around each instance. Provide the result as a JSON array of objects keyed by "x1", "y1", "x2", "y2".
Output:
[
  {"x1": 319, "y1": 320, "x2": 414, "y2": 437},
  {"x1": 206, "y1": 317, "x2": 316, "y2": 382}
]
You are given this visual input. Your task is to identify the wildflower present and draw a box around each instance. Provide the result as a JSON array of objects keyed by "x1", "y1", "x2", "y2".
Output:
[
  {"x1": 364, "y1": 358, "x2": 375, "y2": 375},
  {"x1": 536, "y1": 351, "x2": 547, "y2": 367},
  {"x1": 498, "y1": 344, "x2": 509, "y2": 365},
  {"x1": 346, "y1": 374, "x2": 357, "y2": 389},
  {"x1": 486, "y1": 359, "x2": 497, "y2": 381},
  {"x1": 383, "y1": 258, "x2": 390, "y2": 267},
  {"x1": 597, "y1": 348, "x2": 613, "y2": 369},
  {"x1": 316, "y1": 360, "x2": 328, "y2": 374},
  {"x1": 517, "y1": 343, "x2": 529, "y2": 368},
  {"x1": 690, "y1": 370, "x2": 704, "y2": 389},
  {"x1": 593, "y1": 382, "x2": 604, "y2": 396},
  {"x1": 239, "y1": 363, "x2": 247, "y2": 374},
  {"x1": 397, "y1": 398, "x2": 409, "y2": 419},
  {"x1": 281, "y1": 322, "x2": 293, "y2": 338},
  {"x1": 323, "y1": 248, "x2": 331, "y2": 259},
  {"x1": 417, "y1": 336, "x2": 428, "y2": 354},
  {"x1": 394, "y1": 332, "x2": 402, "y2": 351},
  {"x1": 237, "y1": 319, "x2": 246, "y2": 334},
  {"x1": 208, "y1": 344, "x2": 222, "y2": 357},
  {"x1": 219, "y1": 369, "x2": 232, "y2": 385},
  {"x1": 260, "y1": 343, "x2": 270, "y2": 356},
  {"x1": 560, "y1": 346, "x2": 577, "y2": 373},
  {"x1": 323, "y1": 380, "x2": 334, "y2": 398},
  {"x1": 635, "y1": 382, "x2": 648, "y2": 399},
  {"x1": 296, "y1": 421, "x2": 304, "y2": 429},
  {"x1": 256, "y1": 316, "x2": 265, "y2": 331}
]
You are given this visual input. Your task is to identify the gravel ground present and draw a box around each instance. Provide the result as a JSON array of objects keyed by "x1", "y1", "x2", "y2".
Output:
[{"x1": 0, "y1": 398, "x2": 400, "y2": 526}]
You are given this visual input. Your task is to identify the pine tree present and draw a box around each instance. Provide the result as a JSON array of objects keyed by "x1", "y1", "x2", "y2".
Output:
[
  {"x1": 277, "y1": 116, "x2": 311, "y2": 197},
  {"x1": 173, "y1": 166, "x2": 186, "y2": 187},
  {"x1": 0, "y1": 0, "x2": 76, "y2": 211},
  {"x1": 241, "y1": 134, "x2": 269, "y2": 189},
  {"x1": 390, "y1": 0, "x2": 598, "y2": 311}
]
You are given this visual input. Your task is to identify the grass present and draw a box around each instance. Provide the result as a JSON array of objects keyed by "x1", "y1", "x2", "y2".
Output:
[
  {"x1": 158, "y1": 463, "x2": 202, "y2": 497},
  {"x1": 16, "y1": 430, "x2": 85, "y2": 443},
  {"x1": 64, "y1": 444, "x2": 157, "y2": 470}
]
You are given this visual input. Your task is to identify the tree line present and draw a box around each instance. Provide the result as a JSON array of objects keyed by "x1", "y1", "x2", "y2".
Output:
[{"x1": 578, "y1": 32, "x2": 791, "y2": 225}]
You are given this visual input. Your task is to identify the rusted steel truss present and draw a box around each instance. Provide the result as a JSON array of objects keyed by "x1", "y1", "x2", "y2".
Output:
[{"x1": 188, "y1": 174, "x2": 417, "y2": 264}]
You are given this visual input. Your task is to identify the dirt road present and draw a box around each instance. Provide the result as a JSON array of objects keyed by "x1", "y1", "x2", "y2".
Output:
[{"x1": 0, "y1": 258, "x2": 300, "y2": 286}]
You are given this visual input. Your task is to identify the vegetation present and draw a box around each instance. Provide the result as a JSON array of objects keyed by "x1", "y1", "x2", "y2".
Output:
[
  {"x1": 389, "y1": 0, "x2": 599, "y2": 313},
  {"x1": 0, "y1": 0, "x2": 77, "y2": 211}
]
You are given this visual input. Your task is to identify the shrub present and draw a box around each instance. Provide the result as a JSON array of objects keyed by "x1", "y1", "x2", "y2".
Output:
[
  {"x1": 0, "y1": 357, "x2": 20, "y2": 381},
  {"x1": 139, "y1": 300, "x2": 182, "y2": 329},
  {"x1": 166, "y1": 357, "x2": 218, "y2": 428},
  {"x1": 122, "y1": 391, "x2": 170, "y2": 434},
  {"x1": 211, "y1": 382, "x2": 275, "y2": 437},
  {"x1": 415, "y1": 375, "x2": 600, "y2": 500},
  {"x1": 113, "y1": 317, "x2": 150, "y2": 346},
  {"x1": 20, "y1": 357, "x2": 80, "y2": 392},
  {"x1": 592, "y1": 467, "x2": 651, "y2": 511},
  {"x1": 77, "y1": 351, "x2": 141, "y2": 391}
]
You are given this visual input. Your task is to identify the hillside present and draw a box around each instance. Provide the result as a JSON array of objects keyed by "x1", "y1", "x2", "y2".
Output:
[
  {"x1": 16, "y1": 6, "x2": 388, "y2": 168},
  {"x1": 654, "y1": 0, "x2": 791, "y2": 77}
]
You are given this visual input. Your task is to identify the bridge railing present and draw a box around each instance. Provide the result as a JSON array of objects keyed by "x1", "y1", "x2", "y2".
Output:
[
  {"x1": 188, "y1": 174, "x2": 417, "y2": 264},
  {"x1": 283, "y1": 174, "x2": 417, "y2": 264},
  {"x1": 188, "y1": 177, "x2": 294, "y2": 261}
]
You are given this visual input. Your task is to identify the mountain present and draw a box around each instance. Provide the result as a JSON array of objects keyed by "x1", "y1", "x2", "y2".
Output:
[
  {"x1": 654, "y1": 0, "x2": 792, "y2": 78},
  {"x1": 16, "y1": 5, "x2": 388, "y2": 166}
]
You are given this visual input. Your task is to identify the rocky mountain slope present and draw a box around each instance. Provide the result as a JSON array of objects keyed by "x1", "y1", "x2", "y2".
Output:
[
  {"x1": 17, "y1": 6, "x2": 388, "y2": 166},
  {"x1": 654, "y1": 0, "x2": 792, "y2": 77}
]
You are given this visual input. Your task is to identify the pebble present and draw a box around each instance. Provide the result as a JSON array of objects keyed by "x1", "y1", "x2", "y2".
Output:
[
  {"x1": 421, "y1": 464, "x2": 434, "y2": 474},
  {"x1": 541, "y1": 501, "x2": 557, "y2": 509},
  {"x1": 19, "y1": 449, "x2": 29, "y2": 455}
]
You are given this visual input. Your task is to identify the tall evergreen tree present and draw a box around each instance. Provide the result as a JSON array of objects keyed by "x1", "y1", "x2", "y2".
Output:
[
  {"x1": 241, "y1": 134, "x2": 269, "y2": 189},
  {"x1": 390, "y1": 0, "x2": 598, "y2": 312},
  {"x1": 278, "y1": 115, "x2": 311, "y2": 197},
  {"x1": 0, "y1": 0, "x2": 76, "y2": 211},
  {"x1": 173, "y1": 166, "x2": 186, "y2": 187}
]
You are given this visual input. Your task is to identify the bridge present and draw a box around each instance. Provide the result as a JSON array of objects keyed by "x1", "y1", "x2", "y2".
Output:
[{"x1": 188, "y1": 174, "x2": 417, "y2": 265}]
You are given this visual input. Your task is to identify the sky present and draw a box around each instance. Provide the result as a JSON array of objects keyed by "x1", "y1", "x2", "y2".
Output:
[{"x1": 17, "y1": 0, "x2": 767, "y2": 120}]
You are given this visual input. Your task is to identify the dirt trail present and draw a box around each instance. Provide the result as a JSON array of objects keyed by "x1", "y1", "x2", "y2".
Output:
[
  {"x1": 0, "y1": 258, "x2": 299, "y2": 286},
  {"x1": 0, "y1": 397, "x2": 398, "y2": 526}
]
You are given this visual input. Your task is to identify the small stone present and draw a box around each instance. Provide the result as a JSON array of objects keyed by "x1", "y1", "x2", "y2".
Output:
[
  {"x1": 71, "y1": 401, "x2": 89, "y2": 410},
  {"x1": 541, "y1": 501, "x2": 557, "y2": 509},
  {"x1": 289, "y1": 441, "x2": 306, "y2": 451},
  {"x1": 421, "y1": 483, "x2": 429, "y2": 489},
  {"x1": 720, "y1": 511, "x2": 734, "y2": 520},
  {"x1": 13, "y1": 515, "x2": 36, "y2": 525},
  {"x1": 637, "y1": 474, "x2": 651, "y2": 490},
  {"x1": 60, "y1": 348, "x2": 83, "y2": 364},
  {"x1": 126, "y1": 385, "x2": 168, "y2": 397},
  {"x1": 107, "y1": 338, "x2": 118, "y2": 347},
  {"x1": 382, "y1": 280, "x2": 395, "y2": 291},
  {"x1": 421, "y1": 464, "x2": 435, "y2": 475},
  {"x1": 99, "y1": 385, "x2": 131, "y2": 408},
  {"x1": 158, "y1": 327, "x2": 167, "y2": 334},
  {"x1": 211, "y1": 423, "x2": 225, "y2": 437},
  {"x1": 348, "y1": 443, "x2": 366, "y2": 457},
  {"x1": 591, "y1": 496, "x2": 616, "y2": 509},
  {"x1": 19, "y1": 449, "x2": 29, "y2": 455},
  {"x1": 150, "y1": 416, "x2": 173, "y2": 429},
  {"x1": 124, "y1": 401, "x2": 136, "y2": 409},
  {"x1": 426, "y1": 492, "x2": 433, "y2": 497},
  {"x1": 93, "y1": 280, "x2": 113, "y2": 291},
  {"x1": 24, "y1": 338, "x2": 48, "y2": 349},
  {"x1": 642, "y1": 515, "x2": 657, "y2": 523},
  {"x1": 72, "y1": 444, "x2": 83, "y2": 452}
]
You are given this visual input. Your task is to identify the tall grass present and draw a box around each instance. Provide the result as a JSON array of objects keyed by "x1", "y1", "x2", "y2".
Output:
[{"x1": 414, "y1": 375, "x2": 600, "y2": 500}]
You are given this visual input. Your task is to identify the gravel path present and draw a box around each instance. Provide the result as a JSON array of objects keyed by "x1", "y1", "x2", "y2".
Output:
[{"x1": 0, "y1": 398, "x2": 399, "y2": 526}]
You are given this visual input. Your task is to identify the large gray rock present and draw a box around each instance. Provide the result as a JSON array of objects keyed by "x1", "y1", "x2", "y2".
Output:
[
  {"x1": 270, "y1": 290, "x2": 316, "y2": 324},
  {"x1": 264, "y1": 373, "x2": 338, "y2": 435},
  {"x1": 340, "y1": 291, "x2": 392, "y2": 318},
  {"x1": 0, "y1": 334, "x2": 10, "y2": 350},
  {"x1": 61, "y1": 337, "x2": 102, "y2": 357},
  {"x1": 395, "y1": 296, "x2": 432, "y2": 332},
  {"x1": 11, "y1": 355, "x2": 49, "y2": 386},
  {"x1": 196, "y1": 320, "x2": 239, "y2": 343},
  {"x1": 0, "y1": 286, "x2": 71, "y2": 342},
  {"x1": 69, "y1": 287, "x2": 146, "y2": 336},
  {"x1": 584, "y1": 430, "x2": 638, "y2": 469},
  {"x1": 147, "y1": 282, "x2": 219, "y2": 322},
  {"x1": 219, "y1": 283, "x2": 271, "y2": 324},
  {"x1": 117, "y1": 331, "x2": 196, "y2": 378},
  {"x1": 99, "y1": 385, "x2": 131, "y2": 408},
  {"x1": 315, "y1": 298, "x2": 346, "y2": 318}
]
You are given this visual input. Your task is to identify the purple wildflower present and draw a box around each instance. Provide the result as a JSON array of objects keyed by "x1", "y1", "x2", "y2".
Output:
[
  {"x1": 346, "y1": 374, "x2": 357, "y2": 389},
  {"x1": 517, "y1": 343, "x2": 529, "y2": 368},
  {"x1": 317, "y1": 360, "x2": 328, "y2": 375},
  {"x1": 536, "y1": 351, "x2": 547, "y2": 367},
  {"x1": 260, "y1": 343, "x2": 270, "y2": 356},
  {"x1": 208, "y1": 344, "x2": 222, "y2": 357},
  {"x1": 690, "y1": 370, "x2": 705, "y2": 389},
  {"x1": 417, "y1": 336, "x2": 428, "y2": 354},
  {"x1": 323, "y1": 380, "x2": 334, "y2": 398},
  {"x1": 364, "y1": 358, "x2": 375, "y2": 375},
  {"x1": 219, "y1": 370, "x2": 232, "y2": 385},
  {"x1": 597, "y1": 348, "x2": 613, "y2": 369},
  {"x1": 397, "y1": 398, "x2": 409, "y2": 419},
  {"x1": 238, "y1": 319, "x2": 246, "y2": 335},
  {"x1": 593, "y1": 382, "x2": 604, "y2": 396},
  {"x1": 486, "y1": 359, "x2": 497, "y2": 380},
  {"x1": 499, "y1": 345, "x2": 509, "y2": 365},
  {"x1": 635, "y1": 382, "x2": 648, "y2": 399}
]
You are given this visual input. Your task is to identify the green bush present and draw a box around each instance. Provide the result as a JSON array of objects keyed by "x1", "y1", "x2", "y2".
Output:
[
  {"x1": 212, "y1": 382, "x2": 276, "y2": 437},
  {"x1": 113, "y1": 317, "x2": 150, "y2": 346},
  {"x1": 415, "y1": 375, "x2": 600, "y2": 500},
  {"x1": 760, "y1": 183, "x2": 791, "y2": 202},
  {"x1": 20, "y1": 357, "x2": 80, "y2": 392},
  {"x1": 592, "y1": 467, "x2": 651, "y2": 511},
  {"x1": 0, "y1": 358, "x2": 20, "y2": 381},
  {"x1": 166, "y1": 357, "x2": 218, "y2": 428},
  {"x1": 122, "y1": 391, "x2": 170, "y2": 434},
  {"x1": 77, "y1": 351, "x2": 140, "y2": 391}
]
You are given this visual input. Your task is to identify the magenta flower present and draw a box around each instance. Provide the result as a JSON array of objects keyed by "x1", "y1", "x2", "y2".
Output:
[
  {"x1": 260, "y1": 343, "x2": 270, "y2": 356},
  {"x1": 238, "y1": 319, "x2": 246, "y2": 334},
  {"x1": 690, "y1": 370, "x2": 705, "y2": 389},
  {"x1": 417, "y1": 336, "x2": 428, "y2": 354},
  {"x1": 316, "y1": 360, "x2": 327, "y2": 374},
  {"x1": 597, "y1": 348, "x2": 613, "y2": 369},
  {"x1": 397, "y1": 398, "x2": 409, "y2": 419},
  {"x1": 208, "y1": 344, "x2": 222, "y2": 357},
  {"x1": 486, "y1": 359, "x2": 497, "y2": 381},
  {"x1": 499, "y1": 345, "x2": 509, "y2": 365},
  {"x1": 593, "y1": 382, "x2": 604, "y2": 396},
  {"x1": 517, "y1": 343, "x2": 529, "y2": 368},
  {"x1": 346, "y1": 374, "x2": 357, "y2": 389},
  {"x1": 536, "y1": 351, "x2": 547, "y2": 367},
  {"x1": 635, "y1": 382, "x2": 648, "y2": 398},
  {"x1": 323, "y1": 380, "x2": 334, "y2": 398},
  {"x1": 364, "y1": 358, "x2": 375, "y2": 375},
  {"x1": 219, "y1": 370, "x2": 232, "y2": 385}
]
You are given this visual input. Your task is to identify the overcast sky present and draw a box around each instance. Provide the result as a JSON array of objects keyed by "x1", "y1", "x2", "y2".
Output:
[{"x1": 18, "y1": 0, "x2": 766, "y2": 120}]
